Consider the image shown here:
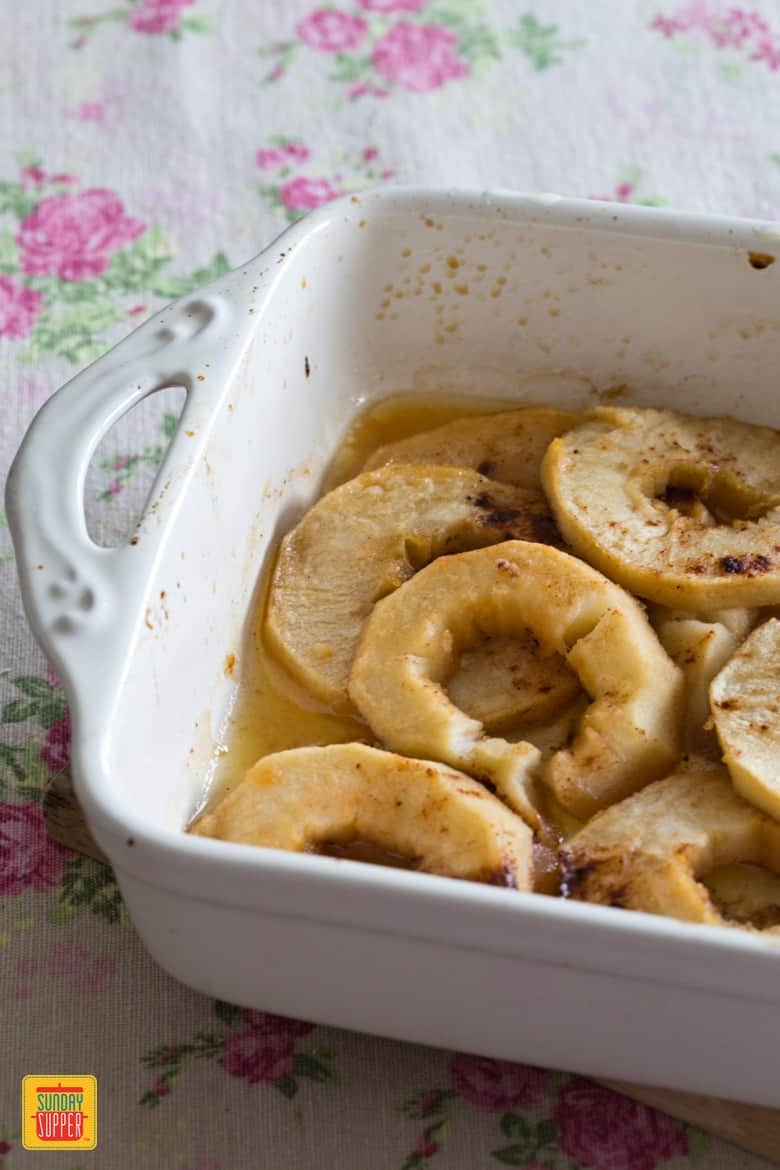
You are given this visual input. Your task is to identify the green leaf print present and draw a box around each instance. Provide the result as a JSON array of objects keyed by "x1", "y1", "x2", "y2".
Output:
[
  {"x1": 0, "y1": 743, "x2": 27, "y2": 784},
  {"x1": 53, "y1": 854, "x2": 125, "y2": 925},
  {"x1": 401, "y1": 1087, "x2": 458, "y2": 1120},
  {"x1": 0, "y1": 228, "x2": 17, "y2": 271},
  {"x1": 427, "y1": 0, "x2": 489, "y2": 19},
  {"x1": 329, "y1": 53, "x2": 373, "y2": 83},
  {"x1": 23, "y1": 298, "x2": 123, "y2": 366},
  {"x1": 291, "y1": 1051, "x2": 337, "y2": 1083},
  {"x1": 274, "y1": 1074, "x2": 299, "y2": 1099},
  {"x1": 181, "y1": 14, "x2": 210, "y2": 34},
  {"x1": 146, "y1": 249, "x2": 230, "y2": 299},
  {"x1": 491, "y1": 1142, "x2": 536, "y2": 1166},
  {"x1": 534, "y1": 1117, "x2": 556, "y2": 1147},
  {"x1": 139, "y1": 1032, "x2": 226, "y2": 1105},
  {"x1": 1, "y1": 698, "x2": 38, "y2": 724},
  {"x1": 508, "y1": 14, "x2": 585, "y2": 71},
  {"x1": 499, "y1": 1112, "x2": 530, "y2": 1139},
  {"x1": 683, "y1": 1122, "x2": 712, "y2": 1157},
  {"x1": 456, "y1": 22, "x2": 502, "y2": 73},
  {"x1": 213, "y1": 1000, "x2": 242, "y2": 1028},
  {"x1": 104, "y1": 225, "x2": 173, "y2": 294},
  {"x1": 0, "y1": 736, "x2": 49, "y2": 800},
  {"x1": 0, "y1": 178, "x2": 37, "y2": 219},
  {"x1": 12, "y1": 677, "x2": 55, "y2": 699},
  {"x1": 1, "y1": 675, "x2": 67, "y2": 730}
]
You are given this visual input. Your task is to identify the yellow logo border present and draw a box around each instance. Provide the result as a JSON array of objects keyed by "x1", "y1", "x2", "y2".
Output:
[{"x1": 21, "y1": 1074, "x2": 98, "y2": 1151}]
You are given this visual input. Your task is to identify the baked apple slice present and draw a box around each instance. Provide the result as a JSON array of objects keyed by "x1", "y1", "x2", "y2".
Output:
[
  {"x1": 651, "y1": 614, "x2": 739, "y2": 753},
  {"x1": 702, "y1": 863, "x2": 780, "y2": 930},
  {"x1": 447, "y1": 632, "x2": 580, "y2": 733},
  {"x1": 363, "y1": 392, "x2": 581, "y2": 489},
  {"x1": 711, "y1": 618, "x2": 780, "y2": 819},
  {"x1": 191, "y1": 743, "x2": 534, "y2": 888},
  {"x1": 264, "y1": 464, "x2": 558, "y2": 715},
  {"x1": 542, "y1": 407, "x2": 780, "y2": 611},
  {"x1": 562, "y1": 766, "x2": 780, "y2": 930},
  {"x1": 349, "y1": 541, "x2": 683, "y2": 824}
]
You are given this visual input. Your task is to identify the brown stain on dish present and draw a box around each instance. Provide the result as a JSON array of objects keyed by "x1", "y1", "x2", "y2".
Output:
[
  {"x1": 748, "y1": 251, "x2": 776, "y2": 270},
  {"x1": 224, "y1": 653, "x2": 236, "y2": 677}
]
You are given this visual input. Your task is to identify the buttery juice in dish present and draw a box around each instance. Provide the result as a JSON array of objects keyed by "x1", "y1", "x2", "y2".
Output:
[{"x1": 198, "y1": 394, "x2": 534, "y2": 867}]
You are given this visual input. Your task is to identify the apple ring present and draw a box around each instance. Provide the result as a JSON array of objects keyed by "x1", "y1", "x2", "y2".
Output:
[
  {"x1": 542, "y1": 407, "x2": 780, "y2": 612},
  {"x1": 363, "y1": 391, "x2": 581, "y2": 489},
  {"x1": 651, "y1": 614, "x2": 739, "y2": 753},
  {"x1": 191, "y1": 743, "x2": 534, "y2": 888},
  {"x1": 348, "y1": 542, "x2": 683, "y2": 824},
  {"x1": 562, "y1": 767, "x2": 780, "y2": 930},
  {"x1": 264, "y1": 464, "x2": 558, "y2": 716},
  {"x1": 711, "y1": 617, "x2": 780, "y2": 819}
]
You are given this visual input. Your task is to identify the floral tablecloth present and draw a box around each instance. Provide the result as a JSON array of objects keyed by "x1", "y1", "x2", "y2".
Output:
[{"x1": 1, "y1": 2, "x2": 779, "y2": 1167}]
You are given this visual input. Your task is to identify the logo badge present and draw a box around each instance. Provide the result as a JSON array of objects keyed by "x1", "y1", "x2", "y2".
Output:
[{"x1": 21, "y1": 1076, "x2": 97, "y2": 1151}]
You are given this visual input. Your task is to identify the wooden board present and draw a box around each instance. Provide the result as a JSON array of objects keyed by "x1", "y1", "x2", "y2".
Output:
[{"x1": 43, "y1": 768, "x2": 779, "y2": 1164}]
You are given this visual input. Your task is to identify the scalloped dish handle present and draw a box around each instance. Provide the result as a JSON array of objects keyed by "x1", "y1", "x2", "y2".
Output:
[{"x1": 5, "y1": 276, "x2": 260, "y2": 714}]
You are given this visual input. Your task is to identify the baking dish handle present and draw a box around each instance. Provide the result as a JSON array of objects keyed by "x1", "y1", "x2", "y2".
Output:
[{"x1": 5, "y1": 281, "x2": 256, "y2": 694}]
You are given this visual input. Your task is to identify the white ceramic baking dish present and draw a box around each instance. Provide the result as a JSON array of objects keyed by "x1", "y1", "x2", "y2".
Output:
[{"x1": 8, "y1": 189, "x2": 780, "y2": 1106}]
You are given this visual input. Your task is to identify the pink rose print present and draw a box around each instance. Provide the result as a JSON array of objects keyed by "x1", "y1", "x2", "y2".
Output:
[
  {"x1": 554, "y1": 1078, "x2": 688, "y2": 1170},
  {"x1": 347, "y1": 82, "x2": 391, "y2": 98},
  {"x1": 20, "y1": 165, "x2": 46, "y2": 188},
  {"x1": 222, "y1": 1010, "x2": 315, "y2": 1083},
  {"x1": 713, "y1": 8, "x2": 767, "y2": 46},
  {"x1": 256, "y1": 147, "x2": 287, "y2": 169},
  {"x1": 284, "y1": 142, "x2": 311, "y2": 163},
  {"x1": 141, "y1": 1004, "x2": 327, "y2": 1107},
  {"x1": 751, "y1": 34, "x2": 780, "y2": 69},
  {"x1": 48, "y1": 942, "x2": 116, "y2": 995},
  {"x1": 450, "y1": 1054, "x2": 547, "y2": 1113},
  {"x1": 357, "y1": 0, "x2": 426, "y2": 11},
  {"x1": 649, "y1": 16, "x2": 685, "y2": 37},
  {"x1": 279, "y1": 176, "x2": 338, "y2": 212},
  {"x1": 258, "y1": 138, "x2": 392, "y2": 221},
  {"x1": 0, "y1": 801, "x2": 68, "y2": 896},
  {"x1": 129, "y1": 0, "x2": 195, "y2": 35},
  {"x1": 40, "y1": 712, "x2": 71, "y2": 774},
  {"x1": 416, "y1": 1133, "x2": 440, "y2": 1157},
  {"x1": 223, "y1": 1027, "x2": 282, "y2": 1082},
  {"x1": 18, "y1": 188, "x2": 145, "y2": 282},
  {"x1": 222, "y1": 1009, "x2": 315, "y2": 1082},
  {"x1": 239, "y1": 1009, "x2": 315, "y2": 1038},
  {"x1": 72, "y1": 101, "x2": 107, "y2": 123},
  {"x1": 372, "y1": 21, "x2": 469, "y2": 92},
  {"x1": 651, "y1": 5, "x2": 780, "y2": 70},
  {"x1": 222, "y1": 1028, "x2": 294, "y2": 1083},
  {"x1": 0, "y1": 275, "x2": 42, "y2": 341},
  {"x1": 256, "y1": 143, "x2": 311, "y2": 170},
  {"x1": 297, "y1": 9, "x2": 367, "y2": 52}
]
